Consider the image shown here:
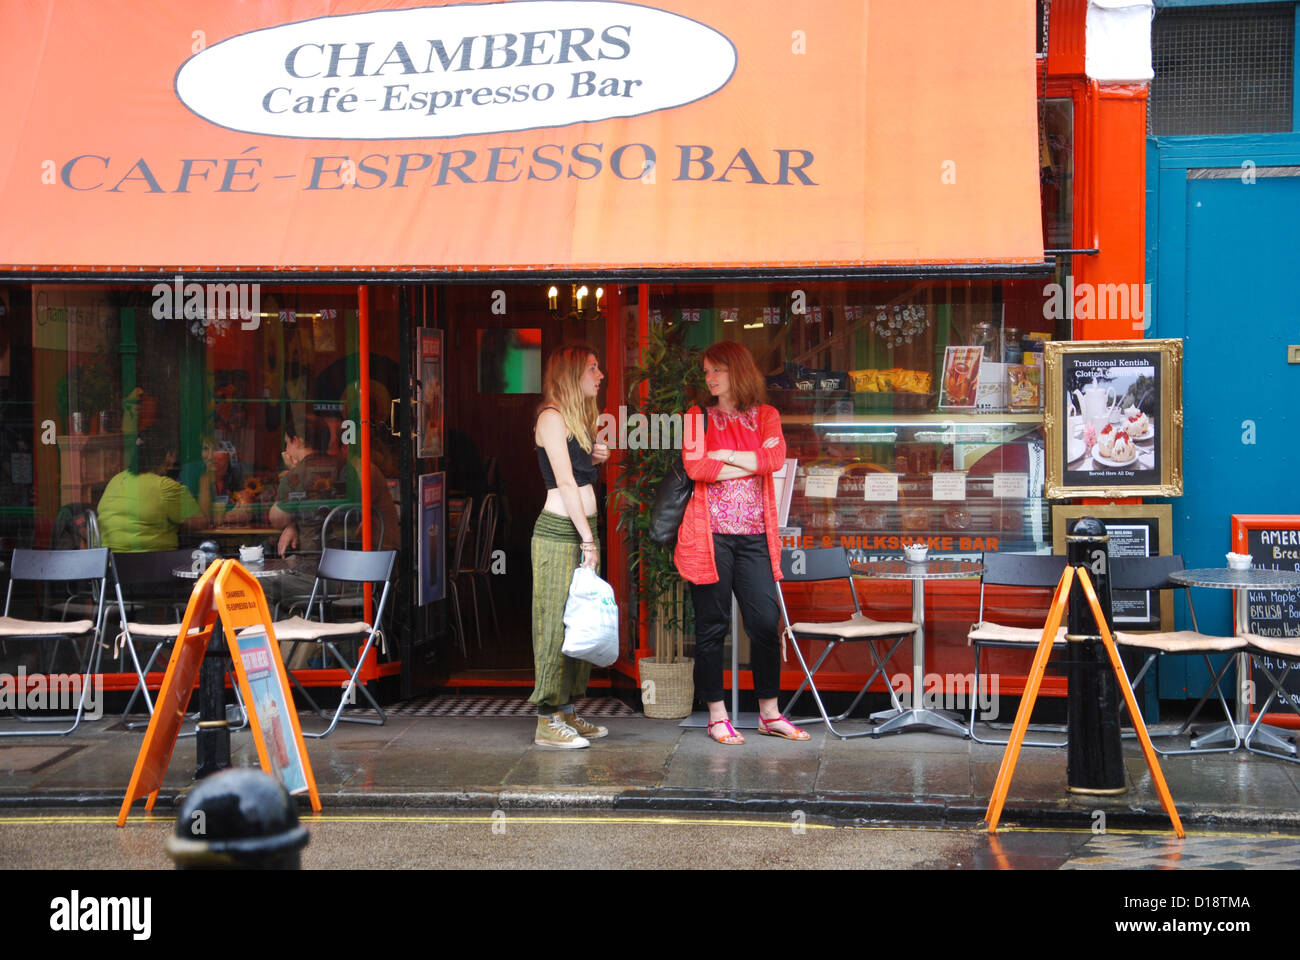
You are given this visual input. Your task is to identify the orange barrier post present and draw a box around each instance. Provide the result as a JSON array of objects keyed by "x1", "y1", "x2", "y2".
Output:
[
  {"x1": 1076, "y1": 568, "x2": 1184, "y2": 838},
  {"x1": 984, "y1": 566, "x2": 1073, "y2": 833}
]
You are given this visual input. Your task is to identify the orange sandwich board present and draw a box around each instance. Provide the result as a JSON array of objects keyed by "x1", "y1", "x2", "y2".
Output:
[
  {"x1": 983, "y1": 564, "x2": 1183, "y2": 839},
  {"x1": 214, "y1": 561, "x2": 319, "y2": 809},
  {"x1": 117, "y1": 560, "x2": 320, "y2": 826}
]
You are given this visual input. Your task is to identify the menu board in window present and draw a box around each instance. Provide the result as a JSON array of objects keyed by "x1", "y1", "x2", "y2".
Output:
[{"x1": 1052, "y1": 504, "x2": 1173, "y2": 631}]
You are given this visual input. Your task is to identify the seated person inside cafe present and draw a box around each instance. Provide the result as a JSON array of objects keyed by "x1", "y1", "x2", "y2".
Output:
[
  {"x1": 97, "y1": 426, "x2": 210, "y2": 552},
  {"x1": 179, "y1": 431, "x2": 252, "y2": 526},
  {"x1": 268, "y1": 419, "x2": 397, "y2": 668},
  {"x1": 269, "y1": 416, "x2": 398, "y2": 565}
]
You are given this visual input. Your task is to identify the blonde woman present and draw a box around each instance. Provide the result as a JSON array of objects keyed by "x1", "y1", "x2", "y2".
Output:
[{"x1": 530, "y1": 344, "x2": 610, "y2": 748}]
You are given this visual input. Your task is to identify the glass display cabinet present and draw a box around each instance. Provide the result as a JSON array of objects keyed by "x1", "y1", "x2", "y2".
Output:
[{"x1": 778, "y1": 408, "x2": 1048, "y2": 559}]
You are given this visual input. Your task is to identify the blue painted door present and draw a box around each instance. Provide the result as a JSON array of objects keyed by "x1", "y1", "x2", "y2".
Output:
[{"x1": 1163, "y1": 172, "x2": 1300, "y2": 697}]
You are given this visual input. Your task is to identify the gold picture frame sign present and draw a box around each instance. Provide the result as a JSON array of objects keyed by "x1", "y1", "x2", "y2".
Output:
[{"x1": 1044, "y1": 339, "x2": 1183, "y2": 499}]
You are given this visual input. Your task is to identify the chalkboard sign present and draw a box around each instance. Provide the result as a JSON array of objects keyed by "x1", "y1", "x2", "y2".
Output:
[{"x1": 1235, "y1": 515, "x2": 1300, "y2": 725}]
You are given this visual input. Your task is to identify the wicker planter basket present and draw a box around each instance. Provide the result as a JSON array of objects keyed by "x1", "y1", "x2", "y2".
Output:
[{"x1": 639, "y1": 656, "x2": 695, "y2": 719}]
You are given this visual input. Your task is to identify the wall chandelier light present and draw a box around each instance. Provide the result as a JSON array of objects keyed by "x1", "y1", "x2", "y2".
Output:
[{"x1": 548, "y1": 284, "x2": 604, "y2": 323}]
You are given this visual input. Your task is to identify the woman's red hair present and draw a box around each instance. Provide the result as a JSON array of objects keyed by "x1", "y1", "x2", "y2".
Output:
[{"x1": 703, "y1": 340, "x2": 768, "y2": 411}]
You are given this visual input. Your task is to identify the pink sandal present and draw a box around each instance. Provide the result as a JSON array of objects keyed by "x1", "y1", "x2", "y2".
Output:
[
  {"x1": 707, "y1": 717, "x2": 745, "y2": 745},
  {"x1": 757, "y1": 714, "x2": 810, "y2": 741}
]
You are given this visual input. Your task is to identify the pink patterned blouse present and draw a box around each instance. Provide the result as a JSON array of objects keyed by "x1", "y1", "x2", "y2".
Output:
[{"x1": 706, "y1": 407, "x2": 766, "y2": 535}]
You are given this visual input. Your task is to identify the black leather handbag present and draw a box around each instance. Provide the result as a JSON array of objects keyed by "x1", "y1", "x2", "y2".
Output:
[{"x1": 647, "y1": 410, "x2": 706, "y2": 546}]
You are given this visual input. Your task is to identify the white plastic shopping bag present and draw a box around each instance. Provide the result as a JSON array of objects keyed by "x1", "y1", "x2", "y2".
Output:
[{"x1": 561, "y1": 567, "x2": 619, "y2": 667}]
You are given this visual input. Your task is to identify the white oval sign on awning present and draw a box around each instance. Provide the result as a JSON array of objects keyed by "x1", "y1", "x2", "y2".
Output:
[{"x1": 176, "y1": 1, "x2": 737, "y2": 139}]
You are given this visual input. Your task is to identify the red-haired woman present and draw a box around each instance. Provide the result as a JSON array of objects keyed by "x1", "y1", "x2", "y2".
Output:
[
  {"x1": 675, "y1": 341, "x2": 808, "y2": 745},
  {"x1": 530, "y1": 344, "x2": 611, "y2": 748}
]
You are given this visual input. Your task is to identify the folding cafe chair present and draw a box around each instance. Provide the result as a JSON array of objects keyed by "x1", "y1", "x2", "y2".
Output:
[
  {"x1": 1107, "y1": 555, "x2": 1249, "y2": 755},
  {"x1": 48, "y1": 505, "x2": 106, "y2": 624},
  {"x1": 268, "y1": 547, "x2": 396, "y2": 738},
  {"x1": 445, "y1": 497, "x2": 474, "y2": 657},
  {"x1": 317, "y1": 502, "x2": 386, "y2": 621},
  {"x1": 0, "y1": 548, "x2": 110, "y2": 736},
  {"x1": 775, "y1": 547, "x2": 919, "y2": 739},
  {"x1": 457, "y1": 493, "x2": 500, "y2": 648},
  {"x1": 967, "y1": 552, "x2": 1069, "y2": 746},
  {"x1": 110, "y1": 549, "x2": 247, "y2": 732}
]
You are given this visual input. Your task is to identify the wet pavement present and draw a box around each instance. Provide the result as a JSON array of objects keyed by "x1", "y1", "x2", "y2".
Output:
[{"x1": 3, "y1": 706, "x2": 1300, "y2": 834}]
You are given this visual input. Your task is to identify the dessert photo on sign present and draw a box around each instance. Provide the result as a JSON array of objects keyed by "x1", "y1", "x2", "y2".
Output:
[{"x1": 1065, "y1": 360, "x2": 1158, "y2": 477}]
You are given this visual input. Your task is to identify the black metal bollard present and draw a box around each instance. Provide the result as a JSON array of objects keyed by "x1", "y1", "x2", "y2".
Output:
[
  {"x1": 165, "y1": 768, "x2": 309, "y2": 869},
  {"x1": 1065, "y1": 517, "x2": 1126, "y2": 794},
  {"x1": 193, "y1": 542, "x2": 230, "y2": 779}
]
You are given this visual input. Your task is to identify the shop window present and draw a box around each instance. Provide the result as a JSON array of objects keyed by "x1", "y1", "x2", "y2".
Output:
[
  {"x1": 9, "y1": 284, "x2": 401, "y2": 567},
  {"x1": 1150, "y1": 3, "x2": 1295, "y2": 135},
  {"x1": 645, "y1": 281, "x2": 1052, "y2": 553},
  {"x1": 642, "y1": 280, "x2": 1054, "y2": 677}
]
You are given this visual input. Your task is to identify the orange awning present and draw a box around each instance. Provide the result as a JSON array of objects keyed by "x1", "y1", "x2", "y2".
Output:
[{"x1": 0, "y1": 0, "x2": 1044, "y2": 274}]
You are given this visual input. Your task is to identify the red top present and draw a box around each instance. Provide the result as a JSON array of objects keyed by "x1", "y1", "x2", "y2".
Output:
[{"x1": 674, "y1": 404, "x2": 787, "y2": 585}]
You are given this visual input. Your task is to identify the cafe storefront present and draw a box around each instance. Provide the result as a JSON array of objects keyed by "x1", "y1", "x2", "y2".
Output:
[{"x1": 0, "y1": 0, "x2": 1155, "y2": 711}]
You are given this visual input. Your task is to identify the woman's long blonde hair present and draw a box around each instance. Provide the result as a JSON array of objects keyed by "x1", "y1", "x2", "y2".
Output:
[{"x1": 539, "y1": 344, "x2": 599, "y2": 452}]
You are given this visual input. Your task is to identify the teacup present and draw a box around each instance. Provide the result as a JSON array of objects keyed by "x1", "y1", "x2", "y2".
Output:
[
  {"x1": 903, "y1": 543, "x2": 928, "y2": 564},
  {"x1": 239, "y1": 544, "x2": 265, "y2": 564},
  {"x1": 1226, "y1": 552, "x2": 1251, "y2": 571}
]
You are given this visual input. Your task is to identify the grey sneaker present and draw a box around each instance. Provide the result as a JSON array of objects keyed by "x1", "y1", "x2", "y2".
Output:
[
  {"x1": 563, "y1": 712, "x2": 608, "y2": 739},
  {"x1": 534, "y1": 714, "x2": 590, "y2": 749}
]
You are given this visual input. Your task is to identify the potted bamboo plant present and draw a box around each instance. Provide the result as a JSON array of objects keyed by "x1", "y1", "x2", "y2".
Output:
[{"x1": 614, "y1": 318, "x2": 705, "y2": 718}]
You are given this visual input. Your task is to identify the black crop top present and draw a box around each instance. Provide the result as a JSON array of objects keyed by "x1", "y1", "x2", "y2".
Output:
[{"x1": 537, "y1": 436, "x2": 598, "y2": 489}]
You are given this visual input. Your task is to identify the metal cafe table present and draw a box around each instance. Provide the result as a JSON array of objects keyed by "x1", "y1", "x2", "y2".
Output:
[
  {"x1": 852, "y1": 558, "x2": 983, "y2": 737},
  {"x1": 1169, "y1": 566, "x2": 1300, "y2": 754},
  {"x1": 173, "y1": 555, "x2": 295, "y2": 777},
  {"x1": 172, "y1": 555, "x2": 296, "y2": 582}
]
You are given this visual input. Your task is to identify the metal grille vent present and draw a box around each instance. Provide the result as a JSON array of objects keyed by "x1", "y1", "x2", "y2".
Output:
[{"x1": 1149, "y1": 3, "x2": 1294, "y2": 135}]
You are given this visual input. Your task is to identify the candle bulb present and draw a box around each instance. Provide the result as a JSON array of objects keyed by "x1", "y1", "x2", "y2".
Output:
[{"x1": 547, "y1": 286, "x2": 558, "y2": 311}]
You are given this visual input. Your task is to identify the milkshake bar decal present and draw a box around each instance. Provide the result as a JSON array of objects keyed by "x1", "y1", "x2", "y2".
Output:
[
  {"x1": 0, "y1": 0, "x2": 1045, "y2": 269},
  {"x1": 176, "y1": 2, "x2": 737, "y2": 140}
]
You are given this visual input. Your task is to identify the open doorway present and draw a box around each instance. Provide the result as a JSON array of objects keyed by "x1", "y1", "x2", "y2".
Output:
[{"x1": 433, "y1": 283, "x2": 611, "y2": 681}]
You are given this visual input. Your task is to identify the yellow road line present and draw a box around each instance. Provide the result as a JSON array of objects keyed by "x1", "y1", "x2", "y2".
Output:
[
  {"x1": 2, "y1": 813, "x2": 1298, "y2": 839},
  {"x1": 0, "y1": 813, "x2": 835, "y2": 829}
]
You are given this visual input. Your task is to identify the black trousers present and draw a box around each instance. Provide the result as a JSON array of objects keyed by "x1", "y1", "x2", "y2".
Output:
[{"x1": 689, "y1": 533, "x2": 781, "y2": 703}]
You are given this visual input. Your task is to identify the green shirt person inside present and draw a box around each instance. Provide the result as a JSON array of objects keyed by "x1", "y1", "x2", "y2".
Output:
[{"x1": 98, "y1": 428, "x2": 210, "y2": 552}]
